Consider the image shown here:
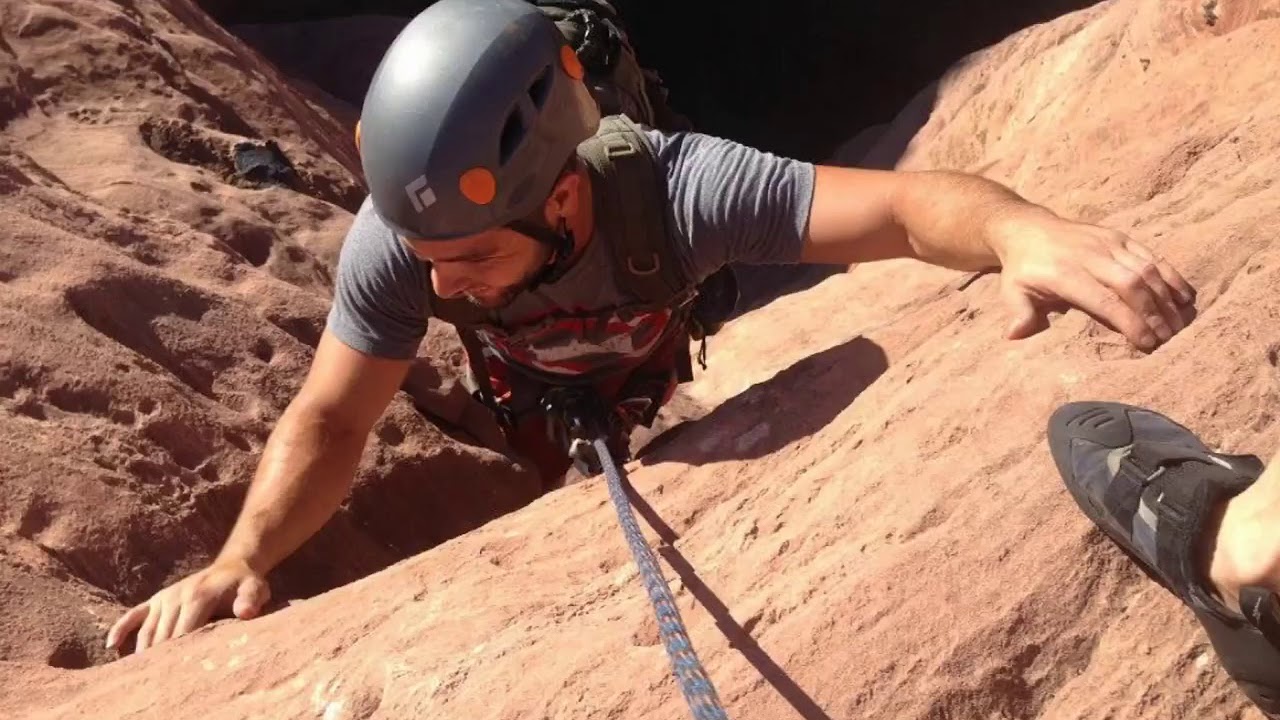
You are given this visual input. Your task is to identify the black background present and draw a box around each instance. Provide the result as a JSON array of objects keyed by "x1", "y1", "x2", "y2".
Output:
[{"x1": 200, "y1": 0, "x2": 1101, "y2": 161}]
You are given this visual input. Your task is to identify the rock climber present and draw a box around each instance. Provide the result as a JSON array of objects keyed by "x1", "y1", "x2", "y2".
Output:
[{"x1": 106, "y1": 0, "x2": 1197, "y2": 655}]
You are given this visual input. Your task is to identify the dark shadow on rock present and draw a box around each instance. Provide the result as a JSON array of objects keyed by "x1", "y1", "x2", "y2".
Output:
[
  {"x1": 638, "y1": 335, "x2": 888, "y2": 465},
  {"x1": 623, "y1": 480, "x2": 835, "y2": 720}
]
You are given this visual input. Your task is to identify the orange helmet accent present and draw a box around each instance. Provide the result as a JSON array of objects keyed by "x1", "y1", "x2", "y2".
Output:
[
  {"x1": 459, "y1": 167, "x2": 496, "y2": 205},
  {"x1": 354, "y1": 120, "x2": 362, "y2": 153},
  {"x1": 559, "y1": 44, "x2": 584, "y2": 80}
]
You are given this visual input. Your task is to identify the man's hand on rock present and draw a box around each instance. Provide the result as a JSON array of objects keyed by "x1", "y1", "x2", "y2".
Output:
[
  {"x1": 991, "y1": 214, "x2": 1197, "y2": 352},
  {"x1": 105, "y1": 559, "x2": 270, "y2": 654}
]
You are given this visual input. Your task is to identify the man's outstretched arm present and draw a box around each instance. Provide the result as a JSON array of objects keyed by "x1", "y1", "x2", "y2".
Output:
[
  {"x1": 214, "y1": 330, "x2": 412, "y2": 575},
  {"x1": 106, "y1": 330, "x2": 411, "y2": 652},
  {"x1": 800, "y1": 166, "x2": 1196, "y2": 351}
]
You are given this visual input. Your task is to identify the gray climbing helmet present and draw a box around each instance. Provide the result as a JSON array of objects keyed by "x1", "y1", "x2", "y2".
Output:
[{"x1": 357, "y1": 0, "x2": 602, "y2": 241}]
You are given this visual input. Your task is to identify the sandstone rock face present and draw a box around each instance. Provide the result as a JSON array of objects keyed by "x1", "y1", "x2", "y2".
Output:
[
  {"x1": 0, "y1": 0, "x2": 539, "y2": 674},
  {"x1": 5, "y1": 1, "x2": 1280, "y2": 720}
]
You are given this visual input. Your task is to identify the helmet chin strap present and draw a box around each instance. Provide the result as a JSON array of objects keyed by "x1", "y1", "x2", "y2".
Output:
[{"x1": 508, "y1": 218, "x2": 577, "y2": 290}]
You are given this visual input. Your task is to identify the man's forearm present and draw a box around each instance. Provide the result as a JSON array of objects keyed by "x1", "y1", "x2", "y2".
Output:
[
  {"x1": 890, "y1": 170, "x2": 1058, "y2": 271},
  {"x1": 215, "y1": 402, "x2": 368, "y2": 575},
  {"x1": 801, "y1": 166, "x2": 1059, "y2": 268}
]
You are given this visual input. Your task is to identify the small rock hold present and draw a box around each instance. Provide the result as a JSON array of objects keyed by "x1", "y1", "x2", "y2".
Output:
[
  {"x1": 1203, "y1": 0, "x2": 1219, "y2": 26},
  {"x1": 232, "y1": 140, "x2": 297, "y2": 189},
  {"x1": 612, "y1": 564, "x2": 638, "y2": 587},
  {"x1": 631, "y1": 614, "x2": 660, "y2": 646},
  {"x1": 669, "y1": 576, "x2": 685, "y2": 595},
  {"x1": 734, "y1": 422, "x2": 771, "y2": 453}
]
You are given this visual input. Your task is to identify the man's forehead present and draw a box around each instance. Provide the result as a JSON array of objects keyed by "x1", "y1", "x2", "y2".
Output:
[{"x1": 400, "y1": 233, "x2": 499, "y2": 261}]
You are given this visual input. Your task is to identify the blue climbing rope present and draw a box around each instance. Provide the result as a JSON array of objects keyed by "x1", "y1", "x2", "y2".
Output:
[{"x1": 591, "y1": 437, "x2": 729, "y2": 720}]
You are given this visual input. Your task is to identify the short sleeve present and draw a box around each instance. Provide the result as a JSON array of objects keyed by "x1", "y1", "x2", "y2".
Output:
[
  {"x1": 325, "y1": 198, "x2": 431, "y2": 360},
  {"x1": 647, "y1": 129, "x2": 816, "y2": 281}
]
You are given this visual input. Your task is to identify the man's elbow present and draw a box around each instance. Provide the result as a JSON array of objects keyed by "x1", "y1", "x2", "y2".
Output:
[{"x1": 276, "y1": 392, "x2": 377, "y2": 450}]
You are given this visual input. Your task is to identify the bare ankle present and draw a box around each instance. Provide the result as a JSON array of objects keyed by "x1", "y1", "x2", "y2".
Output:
[{"x1": 1206, "y1": 492, "x2": 1280, "y2": 613}]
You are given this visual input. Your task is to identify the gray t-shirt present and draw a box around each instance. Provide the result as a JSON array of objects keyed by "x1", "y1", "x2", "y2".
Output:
[{"x1": 326, "y1": 127, "x2": 816, "y2": 373}]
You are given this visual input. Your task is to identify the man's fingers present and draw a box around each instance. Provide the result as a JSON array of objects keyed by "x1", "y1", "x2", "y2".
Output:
[
  {"x1": 233, "y1": 575, "x2": 270, "y2": 620},
  {"x1": 1111, "y1": 248, "x2": 1184, "y2": 335},
  {"x1": 153, "y1": 600, "x2": 180, "y2": 646},
  {"x1": 1125, "y1": 239, "x2": 1196, "y2": 304},
  {"x1": 1086, "y1": 255, "x2": 1169, "y2": 346},
  {"x1": 1054, "y1": 270, "x2": 1155, "y2": 349},
  {"x1": 173, "y1": 597, "x2": 216, "y2": 638},
  {"x1": 135, "y1": 602, "x2": 161, "y2": 653},
  {"x1": 106, "y1": 603, "x2": 149, "y2": 650},
  {"x1": 1000, "y1": 280, "x2": 1049, "y2": 339}
]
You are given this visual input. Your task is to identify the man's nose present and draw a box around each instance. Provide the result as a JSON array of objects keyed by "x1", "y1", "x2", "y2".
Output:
[{"x1": 430, "y1": 265, "x2": 474, "y2": 299}]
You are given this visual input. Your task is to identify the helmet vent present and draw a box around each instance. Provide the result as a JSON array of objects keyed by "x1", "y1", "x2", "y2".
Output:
[
  {"x1": 528, "y1": 65, "x2": 552, "y2": 108},
  {"x1": 499, "y1": 109, "x2": 526, "y2": 166}
]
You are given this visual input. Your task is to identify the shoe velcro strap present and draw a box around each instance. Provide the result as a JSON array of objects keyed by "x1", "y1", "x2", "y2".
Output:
[{"x1": 1118, "y1": 442, "x2": 1257, "y2": 620}]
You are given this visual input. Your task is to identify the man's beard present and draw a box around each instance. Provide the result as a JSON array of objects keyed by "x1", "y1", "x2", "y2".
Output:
[
  {"x1": 466, "y1": 221, "x2": 575, "y2": 308},
  {"x1": 465, "y1": 284, "x2": 524, "y2": 309},
  {"x1": 463, "y1": 255, "x2": 548, "y2": 309}
]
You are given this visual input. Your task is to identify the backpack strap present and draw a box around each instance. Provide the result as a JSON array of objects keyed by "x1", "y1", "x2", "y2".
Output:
[
  {"x1": 578, "y1": 114, "x2": 701, "y2": 383},
  {"x1": 577, "y1": 115, "x2": 692, "y2": 308},
  {"x1": 456, "y1": 326, "x2": 513, "y2": 428},
  {"x1": 423, "y1": 272, "x2": 517, "y2": 427},
  {"x1": 532, "y1": 1, "x2": 657, "y2": 125}
]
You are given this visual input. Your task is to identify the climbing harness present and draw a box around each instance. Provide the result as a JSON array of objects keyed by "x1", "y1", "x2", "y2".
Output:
[{"x1": 542, "y1": 388, "x2": 729, "y2": 720}]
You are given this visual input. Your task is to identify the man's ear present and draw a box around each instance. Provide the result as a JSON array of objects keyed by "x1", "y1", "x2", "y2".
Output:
[{"x1": 543, "y1": 164, "x2": 582, "y2": 226}]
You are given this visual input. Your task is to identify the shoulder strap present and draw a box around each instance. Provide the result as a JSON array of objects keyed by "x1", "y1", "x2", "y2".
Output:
[
  {"x1": 456, "y1": 325, "x2": 508, "y2": 426},
  {"x1": 578, "y1": 115, "x2": 691, "y2": 307},
  {"x1": 424, "y1": 283, "x2": 513, "y2": 425}
]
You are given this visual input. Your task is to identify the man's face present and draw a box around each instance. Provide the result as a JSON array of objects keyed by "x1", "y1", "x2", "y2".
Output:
[{"x1": 402, "y1": 227, "x2": 552, "y2": 309}]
